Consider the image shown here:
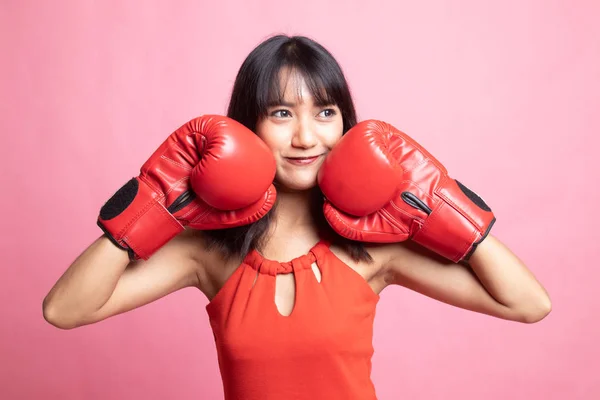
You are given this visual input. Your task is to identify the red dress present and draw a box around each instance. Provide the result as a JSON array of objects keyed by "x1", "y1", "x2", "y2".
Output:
[{"x1": 206, "y1": 239, "x2": 380, "y2": 399}]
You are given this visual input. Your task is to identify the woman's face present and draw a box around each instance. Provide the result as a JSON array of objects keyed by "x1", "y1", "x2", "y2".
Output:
[{"x1": 255, "y1": 69, "x2": 343, "y2": 191}]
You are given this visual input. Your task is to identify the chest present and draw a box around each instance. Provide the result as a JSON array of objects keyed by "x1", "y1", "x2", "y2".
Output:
[
  {"x1": 206, "y1": 260, "x2": 380, "y2": 363},
  {"x1": 203, "y1": 245, "x2": 388, "y2": 317}
]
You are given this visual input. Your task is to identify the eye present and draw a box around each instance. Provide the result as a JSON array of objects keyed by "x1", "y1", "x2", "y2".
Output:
[
  {"x1": 271, "y1": 109, "x2": 292, "y2": 118},
  {"x1": 318, "y1": 108, "x2": 337, "y2": 118}
]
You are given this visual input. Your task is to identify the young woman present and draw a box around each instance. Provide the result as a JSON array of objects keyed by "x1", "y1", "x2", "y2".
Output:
[{"x1": 43, "y1": 35, "x2": 551, "y2": 399}]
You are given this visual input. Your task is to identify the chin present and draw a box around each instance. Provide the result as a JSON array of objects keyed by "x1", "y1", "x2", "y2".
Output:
[{"x1": 275, "y1": 175, "x2": 318, "y2": 192}]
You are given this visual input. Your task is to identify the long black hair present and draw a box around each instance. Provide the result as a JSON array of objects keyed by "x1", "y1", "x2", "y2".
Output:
[{"x1": 202, "y1": 35, "x2": 372, "y2": 263}]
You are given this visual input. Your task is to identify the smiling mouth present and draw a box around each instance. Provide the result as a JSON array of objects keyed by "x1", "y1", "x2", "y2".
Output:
[
  {"x1": 284, "y1": 155, "x2": 323, "y2": 165},
  {"x1": 286, "y1": 155, "x2": 321, "y2": 160}
]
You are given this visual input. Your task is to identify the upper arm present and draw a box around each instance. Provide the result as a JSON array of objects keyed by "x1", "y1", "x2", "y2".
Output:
[
  {"x1": 383, "y1": 241, "x2": 524, "y2": 321},
  {"x1": 81, "y1": 229, "x2": 205, "y2": 326}
]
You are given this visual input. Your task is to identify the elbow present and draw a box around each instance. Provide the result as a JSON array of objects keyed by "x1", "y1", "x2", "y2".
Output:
[
  {"x1": 520, "y1": 298, "x2": 552, "y2": 324},
  {"x1": 42, "y1": 298, "x2": 79, "y2": 330}
]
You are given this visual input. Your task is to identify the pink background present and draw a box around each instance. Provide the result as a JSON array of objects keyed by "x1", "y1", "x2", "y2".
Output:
[{"x1": 2, "y1": 0, "x2": 598, "y2": 399}]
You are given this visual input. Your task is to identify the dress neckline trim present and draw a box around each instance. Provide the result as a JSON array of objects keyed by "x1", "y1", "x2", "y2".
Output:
[{"x1": 243, "y1": 239, "x2": 330, "y2": 275}]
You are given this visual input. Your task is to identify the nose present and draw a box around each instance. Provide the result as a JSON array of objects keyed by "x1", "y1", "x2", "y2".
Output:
[{"x1": 291, "y1": 118, "x2": 318, "y2": 149}]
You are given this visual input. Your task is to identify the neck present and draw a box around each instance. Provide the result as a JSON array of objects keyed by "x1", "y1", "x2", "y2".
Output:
[{"x1": 270, "y1": 186, "x2": 321, "y2": 236}]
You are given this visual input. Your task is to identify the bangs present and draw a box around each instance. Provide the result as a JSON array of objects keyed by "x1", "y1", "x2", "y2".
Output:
[
  {"x1": 255, "y1": 48, "x2": 346, "y2": 115},
  {"x1": 263, "y1": 68, "x2": 339, "y2": 109}
]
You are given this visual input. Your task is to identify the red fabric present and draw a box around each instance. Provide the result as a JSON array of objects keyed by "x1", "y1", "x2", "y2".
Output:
[{"x1": 206, "y1": 240, "x2": 380, "y2": 400}]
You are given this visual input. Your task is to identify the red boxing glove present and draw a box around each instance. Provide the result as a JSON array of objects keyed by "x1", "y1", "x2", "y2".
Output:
[
  {"x1": 318, "y1": 120, "x2": 495, "y2": 263},
  {"x1": 98, "y1": 115, "x2": 276, "y2": 260}
]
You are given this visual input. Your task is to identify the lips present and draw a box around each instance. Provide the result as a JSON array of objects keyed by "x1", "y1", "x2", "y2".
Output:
[
  {"x1": 287, "y1": 155, "x2": 321, "y2": 160},
  {"x1": 284, "y1": 154, "x2": 323, "y2": 165}
]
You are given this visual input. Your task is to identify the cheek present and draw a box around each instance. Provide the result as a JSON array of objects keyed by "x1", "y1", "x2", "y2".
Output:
[
  {"x1": 324, "y1": 121, "x2": 344, "y2": 148},
  {"x1": 255, "y1": 124, "x2": 283, "y2": 153}
]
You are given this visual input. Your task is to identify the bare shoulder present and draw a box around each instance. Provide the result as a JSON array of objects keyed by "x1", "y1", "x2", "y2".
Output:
[
  {"x1": 327, "y1": 240, "x2": 449, "y2": 294},
  {"x1": 176, "y1": 229, "x2": 244, "y2": 301},
  {"x1": 332, "y1": 241, "x2": 448, "y2": 293},
  {"x1": 328, "y1": 242, "x2": 395, "y2": 295}
]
